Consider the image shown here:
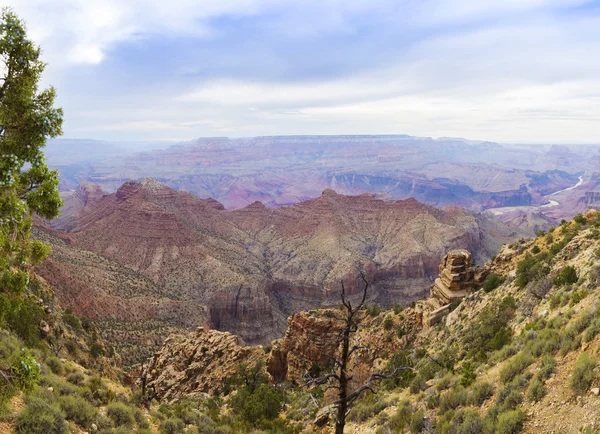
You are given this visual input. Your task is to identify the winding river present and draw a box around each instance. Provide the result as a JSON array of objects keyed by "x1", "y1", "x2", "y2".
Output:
[{"x1": 488, "y1": 175, "x2": 584, "y2": 216}]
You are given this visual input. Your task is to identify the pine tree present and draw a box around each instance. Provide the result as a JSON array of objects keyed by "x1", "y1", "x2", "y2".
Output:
[{"x1": 0, "y1": 8, "x2": 63, "y2": 293}]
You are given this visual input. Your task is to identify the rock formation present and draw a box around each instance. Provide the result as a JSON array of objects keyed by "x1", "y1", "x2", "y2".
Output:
[
  {"x1": 430, "y1": 250, "x2": 474, "y2": 304},
  {"x1": 420, "y1": 250, "x2": 475, "y2": 327},
  {"x1": 142, "y1": 327, "x2": 267, "y2": 400},
  {"x1": 267, "y1": 308, "x2": 420, "y2": 384},
  {"x1": 36, "y1": 179, "x2": 521, "y2": 362}
]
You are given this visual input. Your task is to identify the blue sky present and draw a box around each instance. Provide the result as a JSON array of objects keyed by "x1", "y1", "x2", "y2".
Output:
[{"x1": 7, "y1": 0, "x2": 600, "y2": 143}]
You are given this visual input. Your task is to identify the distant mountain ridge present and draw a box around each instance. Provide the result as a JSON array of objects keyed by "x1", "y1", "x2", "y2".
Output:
[{"x1": 47, "y1": 135, "x2": 592, "y2": 211}]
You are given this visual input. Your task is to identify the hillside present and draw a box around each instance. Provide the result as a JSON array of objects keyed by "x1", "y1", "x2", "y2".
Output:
[
  {"x1": 133, "y1": 209, "x2": 600, "y2": 434},
  {"x1": 35, "y1": 179, "x2": 522, "y2": 362}
]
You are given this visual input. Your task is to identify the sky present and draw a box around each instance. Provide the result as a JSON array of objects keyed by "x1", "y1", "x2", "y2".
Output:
[{"x1": 5, "y1": 0, "x2": 600, "y2": 143}]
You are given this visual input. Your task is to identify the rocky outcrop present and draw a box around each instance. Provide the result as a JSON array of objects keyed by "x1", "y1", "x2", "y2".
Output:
[
  {"x1": 267, "y1": 308, "x2": 420, "y2": 384},
  {"x1": 37, "y1": 179, "x2": 521, "y2": 362},
  {"x1": 142, "y1": 327, "x2": 267, "y2": 400},
  {"x1": 583, "y1": 192, "x2": 600, "y2": 205},
  {"x1": 419, "y1": 250, "x2": 476, "y2": 327},
  {"x1": 430, "y1": 250, "x2": 474, "y2": 305}
]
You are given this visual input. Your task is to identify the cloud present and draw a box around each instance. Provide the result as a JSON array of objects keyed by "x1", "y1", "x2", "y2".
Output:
[{"x1": 5, "y1": 0, "x2": 600, "y2": 142}]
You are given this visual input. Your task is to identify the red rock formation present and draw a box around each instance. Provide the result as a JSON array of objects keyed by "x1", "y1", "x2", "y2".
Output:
[{"x1": 37, "y1": 179, "x2": 519, "y2": 357}]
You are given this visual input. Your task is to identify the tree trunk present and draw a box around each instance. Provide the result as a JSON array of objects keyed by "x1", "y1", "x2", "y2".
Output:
[{"x1": 336, "y1": 327, "x2": 351, "y2": 434}]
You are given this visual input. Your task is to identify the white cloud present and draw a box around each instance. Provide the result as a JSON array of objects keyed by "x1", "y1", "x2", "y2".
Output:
[{"x1": 5, "y1": 0, "x2": 600, "y2": 142}]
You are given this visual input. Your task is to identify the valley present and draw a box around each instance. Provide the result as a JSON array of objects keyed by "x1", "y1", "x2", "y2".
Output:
[{"x1": 35, "y1": 178, "x2": 523, "y2": 363}]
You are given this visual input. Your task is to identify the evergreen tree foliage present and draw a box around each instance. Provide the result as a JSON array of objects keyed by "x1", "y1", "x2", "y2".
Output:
[{"x1": 0, "y1": 8, "x2": 63, "y2": 293}]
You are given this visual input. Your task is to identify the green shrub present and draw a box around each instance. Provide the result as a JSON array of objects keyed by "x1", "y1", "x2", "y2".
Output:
[
  {"x1": 439, "y1": 386, "x2": 467, "y2": 413},
  {"x1": 570, "y1": 289, "x2": 588, "y2": 306},
  {"x1": 574, "y1": 214, "x2": 587, "y2": 225},
  {"x1": 57, "y1": 395, "x2": 97, "y2": 428},
  {"x1": 410, "y1": 409, "x2": 425, "y2": 434},
  {"x1": 584, "y1": 318, "x2": 600, "y2": 343},
  {"x1": 496, "y1": 409, "x2": 525, "y2": 434},
  {"x1": 499, "y1": 352, "x2": 534, "y2": 384},
  {"x1": 0, "y1": 295, "x2": 45, "y2": 346},
  {"x1": 468, "y1": 381, "x2": 494, "y2": 406},
  {"x1": 66, "y1": 372, "x2": 85, "y2": 386},
  {"x1": 161, "y1": 417, "x2": 185, "y2": 434},
  {"x1": 460, "y1": 362, "x2": 476, "y2": 387},
  {"x1": 409, "y1": 375, "x2": 427, "y2": 394},
  {"x1": 348, "y1": 394, "x2": 389, "y2": 422},
  {"x1": 11, "y1": 349, "x2": 41, "y2": 393},
  {"x1": 231, "y1": 384, "x2": 283, "y2": 423},
  {"x1": 387, "y1": 400, "x2": 413, "y2": 432},
  {"x1": 436, "y1": 372, "x2": 456, "y2": 391},
  {"x1": 538, "y1": 354, "x2": 556, "y2": 379},
  {"x1": 441, "y1": 410, "x2": 483, "y2": 434},
  {"x1": 482, "y1": 273, "x2": 505, "y2": 293},
  {"x1": 62, "y1": 309, "x2": 83, "y2": 332},
  {"x1": 464, "y1": 296, "x2": 516, "y2": 358},
  {"x1": 367, "y1": 305, "x2": 381, "y2": 317},
  {"x1": 383, "y1": 351, "x2": 415, "y2": 388},
  {"x1": 531, "y1": 245, "x2": 541, "y2": 254},
  {"x1": 570, "y1": 352, "x2": 597, "y2": 395},
  {"x1": 516, "y1": 255, "x2": 548, "y2": 289},
  {"x1": 426, "y1": 393, "x2": 440, "y2": 409},
  {"x1": 45, "y1": 357, "x2": 64, "y2": 376},
  {"x1": 526, "y1": 377, "x2": 545, "y2": 402},
  {"x1": 106, "y1": 402, "x2": 136, "y2": 428},
  {"x1": 16, "y1": 398, "x2": 68, "y2": 434},
  {"x1": 553, "y1": 266, "x2": 578, "y2": 286},
  {"x1": 383, "y1": 316, "x2": 394, "y2": 330}
]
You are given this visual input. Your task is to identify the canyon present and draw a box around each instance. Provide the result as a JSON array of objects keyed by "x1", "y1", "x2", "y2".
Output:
[
  {"x1": 35, "y1": 178, "x2": 521, "y2": 364},
  {"x1": 47, "y1": 136, "x2": 595, "y2": 214}
]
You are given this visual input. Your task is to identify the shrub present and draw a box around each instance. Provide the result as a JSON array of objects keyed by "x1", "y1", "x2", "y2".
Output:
[
  {"x1": 468, "y1": 381, "x2": 494, "y2": 406},
  {"x1": 531, "y1": 245, "x2": 541, "y2": 254},
  {"x1": 553, "y1": 266, "x2": 578, "y2": 287},
  {"x1": 460, "y1": 362, "x2": 476, "y2": 387},
  {"x1": 538, "y1": 354, "x2": 556, "y2": 379},
  {"x1": 482, "y1": 273, "x2": 505, "y2": 293},
  {"x1": 439, "y1": 386, "x2": 467, "y2": 413},
  {"x1": 12, "y1": 349, "x2": 41, "y2": 392},
  {"x1": 62, "y1": 309, "x2": 83, "y2": 332},
  {"x1": 58, "y1": 395, "x2": 97, "y2": 428},
  {"x1": 516, "y1": 255, "x2": 548, "y2": 289},
  {"x1": 161, "y1": 418, "x2": 185, "y2": 434},
  {"x1": 106, "y1": 402, "x2": 136, "y2": 428},
  {"x1": 367, "y1": 305, "x2": 381, "y2": 317},
  {"x1": 16, "y1": 398, "x2": 68, "y2": 434},
  {"x1": 574, "y1": 213, "x2": 588, "y2": 225},
  {"x1": 526, "y1": 377, "x2": 545, "y2": 402},
  {"x1": 464, "y1": 296, "x2": 516, "y2": 358},
  {"x1": 0, "y1": 295, "x2": 45, "y2": 346},
  {"x1": 66, "y1": 372, "x2": 85, "y2": 386},
  {"x1": 348, "y1": 394, "x2": 389, "y2": 422},
  {"x1": 570, "y1": 289, "x2": 588, "y2": 306},
  {"x1": 499, "y1": 352, "x2": 534, "y2": 384},
  {"x1": 45, "y1": 357, "x2": 64, "y2": 376},
  {"x1": 409, "y1": 375, "x2": 427, "y2": 394},
  {"x1": 387, "y1": 400, "x2": 413, "y2": 432},
  {"x1": 426, "y1": 393, "x2": 440, "y2": 409},
  {"x1": 496, "y1": 409, "x2": 525, "y2": 434},
  {"x1": 570, "y1": 352, "x2": 597, "y2": 395},
  {"x1": 583, "y1": 318, "x2": 600, "y2": 343},
  {"x1": 383, "y1": 316, "x2": 394, "y2": 330},
  {"x1": 231, "y1": 384, "x2": 283, "y2": 423},
  {"x1": 410, "y1": 410, "x2": 425, "y2": 434}
]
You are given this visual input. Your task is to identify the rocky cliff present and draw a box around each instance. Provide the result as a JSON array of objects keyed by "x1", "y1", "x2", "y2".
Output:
[{"x1": 36, "y1": 179, "x2": 522, "y2": 361}]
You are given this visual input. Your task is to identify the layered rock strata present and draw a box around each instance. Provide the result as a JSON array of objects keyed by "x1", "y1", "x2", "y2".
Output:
[{"x1": 421, "y1": 250, "x2": 474, "y2": 326}]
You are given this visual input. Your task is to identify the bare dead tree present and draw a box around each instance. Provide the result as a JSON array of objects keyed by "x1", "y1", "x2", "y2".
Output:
[{"x1": 305, "y1": 273, "x2": 413, "y2": 434}]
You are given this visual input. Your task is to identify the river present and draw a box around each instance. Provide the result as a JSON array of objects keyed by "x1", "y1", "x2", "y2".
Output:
[{"x1": 487, "y1": 175, "x2": 584, "y2": 216}]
